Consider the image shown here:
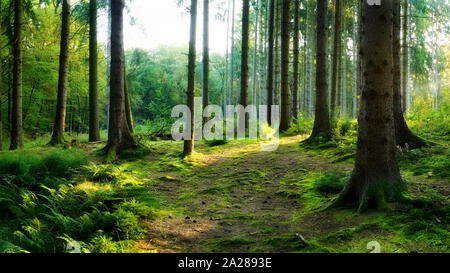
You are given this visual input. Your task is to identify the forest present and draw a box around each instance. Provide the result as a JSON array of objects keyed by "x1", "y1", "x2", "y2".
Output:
[{"x1": 0, "y1": 0, "x2": 448, "y2": 254}]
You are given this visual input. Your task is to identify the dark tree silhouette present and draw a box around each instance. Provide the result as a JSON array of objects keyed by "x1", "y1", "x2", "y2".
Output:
[
  {"x1": 266, "y1": 0, "x2": 275, "y2": 126},
  {"x1": 279, "y1": 0, "x2": 290, "y2": 132},
  {"x1": 89, "y1": 0, "x2": 100, "y2": 142},
  {"x1": 10, "y1": 0, "x2": 23, "y2": 150}
]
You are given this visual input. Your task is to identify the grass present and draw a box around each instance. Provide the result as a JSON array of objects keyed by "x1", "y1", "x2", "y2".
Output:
[{"x1": 0, "y1": 113, "x2": 448, "y2": 253}]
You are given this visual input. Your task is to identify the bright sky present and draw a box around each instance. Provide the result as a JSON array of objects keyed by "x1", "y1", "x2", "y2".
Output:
[{"x1": 98, "y1": 0, "x2": 243, "y2": 55}]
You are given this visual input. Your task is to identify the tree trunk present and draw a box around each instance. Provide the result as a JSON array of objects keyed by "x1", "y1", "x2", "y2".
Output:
[
  {"x1": 229, "y1": 0, "x2": 235, "y2": 105},
  {"x1": 202, "y1": 0, "x2": 209, "y2": 124},
  {"x1": 334, "y1": 0, "x2": 404, "y2": 210},
  {"x1": 393, "y1": 0, "x2": 425, "y2": 149},
  {"x1": 89, "y1": 0, "x2": 101, "y2": 142},
  {"x1": 279, "y1": 0, "x2": 290, "y2": 131},
  {"x1": 50, "y1": 0, "x2": 70, "y2": 145},
  {"x1": 239, "y1": 0, "x2": 250, "y2": 129},
  {"x1": 309, "y1": 0, "x2": 330, "y2": 139},
  {"x1": 292, "y1": 0, "x2": 299, "y2": 121},
  {"x1": 266, "y1": 0, "x2": 275, "y2": 126},
  {"x1": 124, "y1": 66, "x2": 134, "y2": 133},
  {"x1": 330, "y1": 0, "x2": 342, "y2": 121},
  {"x1": 274, "y1": 0, "x2": 280, "y2": 106},
  {"x1": 401, "y1": 0, "x2": 408, "y2": 113},
  {"x1": 0, "y1": 0, "x2": 2, "y2": 151},
  {"x1": 10, "y1": 0, "x2": 23, "y2": 150},
  {"x1": 104, "y1": 0, "x2": 137, "y2": 158},
  {"x1": 183, "y1": 0, "x2": 198, "y2": 156}
]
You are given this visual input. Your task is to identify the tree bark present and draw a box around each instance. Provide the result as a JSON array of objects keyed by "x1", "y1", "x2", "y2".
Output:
[
  {"x1": 239, "y1": 0, "x2": 250, "y2": 129},
  {"x1": 183, "y1": 0, "x2": 198, "y2": 156},
  {"x1": 10, "y1": 0, "x2": 23, "y2": 150},
  {"x1": 104, "y1": 0, "x2": 137, "y2": 158},
  {"x1": 279, "y1": 0, "x2": 290, "y2": 132},
  {"x1": 0, "y1": 0, "x2": 2, "y2": 151},
  {"x1": 266, "y1": 0, "x2": 275, "y2": 125},
  {"x1": 309, "y1": 0, "x2": 331, "y2": 140},
  {"x1": 334, "y1": 0, "x2": 404, "y2": 210},
  {"x1": 89, "y1": 0, "x2": 101, "y2": 142},
  {"x1": 202, "y1": 0, "x2": 209, "y2": 124},
  {"x1": 124, "y1": 65, "x2": 134, "y2": 133},
  {"x1": 292, "y1": 0, "x2": 299, "y2": 121},
  {"x1": 393, "y1": 0, "x2": 425, "y2": 149},
  {"x1": 50, "y1": 0, "x2": 71, "y2": 145},
  {"x1": 330, "y1": 0, "x2": 342, "y2": 121},
  {"x1": 401, "y1": 0, "x2": 408, "y2": 113}
]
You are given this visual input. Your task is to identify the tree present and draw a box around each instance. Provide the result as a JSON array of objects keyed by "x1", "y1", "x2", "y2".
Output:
[
  {"x1": 239, "y1": 0, "x2": 249, "y2": 128},
  {"x1": 393, "y1": 0, "x2": 426, "y2": 149},
  {"x1": 309, "y1": 0, "x2": 330, "y2": 139},
  {"x1": 124, "y1": 66, "x2": 134, "y2": 133},
  {"x1": 279, "y1": 0, "x2": 290, "y2": 132},
  {"x1": 183, "y1": 0, "x2": 198, "y2": 156},
  {"x1": 401, "y1": 0, "x2": 408, "y2": 113},
  {"x1": 266, "y1": 0, "x2": 274, "y2": 125},
  {"x1": 0, "y1": 0, "x2": 3, "y2": 151},
  {"x1": 330, "y1": 0, "x2": 342, "y2": 121},
  {"x1": 104, "y1": 0, "x2": 137, "y2": 157},
  {"x1": 291, "y1": 0, "x2": 299, "y2": 121},
  {"x1": 10, "y1": 0, "x2": 23, "y2": 150},
  {"x1": 50, "y1": 0, "x2": 71, "y2": 145},
  {"x1": 334, "y1": 0, "x2": 403, "y2": 210},
  {"x1": 89, "y1": 0, "x2": 101, "y2": 142},
  {"x1": 202, "y1": 0, "x2": 209, "y2": 124}
]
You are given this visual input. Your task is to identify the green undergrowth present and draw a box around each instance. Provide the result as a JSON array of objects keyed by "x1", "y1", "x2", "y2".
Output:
[{"x1": 0, "y1": 148, "x2": 173, "y2": 253}]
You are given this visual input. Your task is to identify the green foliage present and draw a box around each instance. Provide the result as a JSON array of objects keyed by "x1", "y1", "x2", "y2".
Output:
[
  {"x1": 313, "y1": 173, "x2": 346, "y2": 194},
  {"x1": 84, "y1": 164, "x2": 121, "y2": 182},
  {"x1": 284, "y1": 114, "x2": 314, "y2": 136},
  {"x1": 399, "y1": 148, "x2": 450, "y2": 179}
]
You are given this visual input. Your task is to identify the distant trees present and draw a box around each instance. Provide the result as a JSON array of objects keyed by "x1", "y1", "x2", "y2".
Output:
[
  {"x1": 103, "y1": 0, "x2": 137, "y2": 157},
  {"x1": 183, "y1": 0, "x2": 198, "y2": 156},
  {"x1": 10, "y1": 0, "x2": 24, "y2": 150},
  {"x1": 335, "y1": 1, "x2": 403, "y2": 209}
]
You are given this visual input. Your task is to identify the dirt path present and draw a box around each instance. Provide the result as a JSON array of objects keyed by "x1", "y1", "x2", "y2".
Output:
[{"x1": 132, "y1": 136, "x2": 357, "y2": 252}]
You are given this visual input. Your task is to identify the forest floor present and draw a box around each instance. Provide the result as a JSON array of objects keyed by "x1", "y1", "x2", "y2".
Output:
[
  {"x1": 91, "y1": 134, "x2": 449, "y2": 253},
  {"x1": 0, "y1": 133, "x2": 448, "y2": 253}
]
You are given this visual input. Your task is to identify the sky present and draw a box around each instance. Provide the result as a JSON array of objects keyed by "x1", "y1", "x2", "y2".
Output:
[{"x1": 98, "y1": 0, "x2": 243, "y2": 55}]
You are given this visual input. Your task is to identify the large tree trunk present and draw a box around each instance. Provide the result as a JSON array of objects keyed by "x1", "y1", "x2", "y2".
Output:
[
  {"x1": 183, "y1": 0, "x2": 198, "y2": 156},
  {"x1": 330, "y1": 0, "x2": 342, "y2": 121},
  {"x1": 393, "y1": 0, "x2": 425, "y2": 149},
  {"x1": 202, "y1": 0, "x2": 209, "y2": 124},
  {"x1": 10, "y1": 0, "x2": 23, "y2": 150},
  {"x1": 104, "y1": 0, "x2": 137, "y2": 158},
  {"x1": 50, "y1": 0, "x2": 71, "y2": 145},
  {"x1": 89, "y1": 0, "x2": 101, "y2": 142},
  {"x1": 334, "y1": 0, "x2": 404, "y2": 210},
  {"x1": 266, "y1": 0, "x2": 275, "y2": 126},
  {"x1": 279, "y1": 0, "x2": 290, "y2": 132},
  {"x1": 239, "y1": 0, "x2": 250, "y2": 129},
  {"x1": 309, "y1": 0, "x2": 330, "y2": 139},
  {"x1": 0, "y1": 0, "x2": 2, "y2": 151},
  {"x1": 401, "y1": 0, "x2": 408, "y2": 113},
  {"x1": 291, "y1": 0, "x2": 299, "y2": 121}
]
